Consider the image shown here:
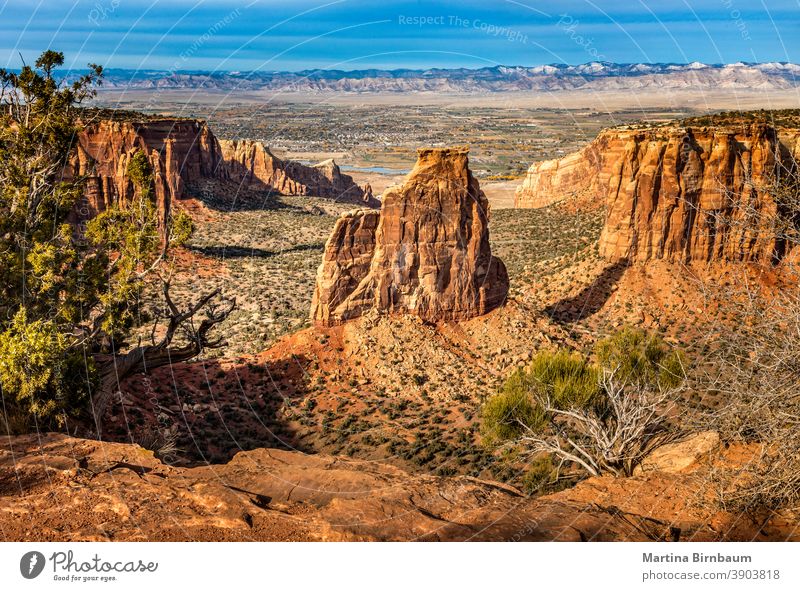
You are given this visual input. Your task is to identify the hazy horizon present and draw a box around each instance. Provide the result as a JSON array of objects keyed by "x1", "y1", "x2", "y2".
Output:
[{"x1": 37, "y1": 60, "x2": 800, "y2": 76}]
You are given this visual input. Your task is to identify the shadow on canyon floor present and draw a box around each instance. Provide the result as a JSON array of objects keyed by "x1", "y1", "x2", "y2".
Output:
[
  {"x1": 101, "y1": 355, "x2": 314, "y2": 466},
  {"x1": 187, "y1": 179, "x2": 313, "y2": 213},
  {"x1": 544, "y1": 260, "x2": 629, "y2": 323},
  {"x1": 188, "y1": 242, "x2": 325, "y2": 259}
]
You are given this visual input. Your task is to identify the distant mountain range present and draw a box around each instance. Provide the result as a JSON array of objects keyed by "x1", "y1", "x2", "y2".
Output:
[{"x1": 89, "y1": 62, "x2": 800, "y2": 93}]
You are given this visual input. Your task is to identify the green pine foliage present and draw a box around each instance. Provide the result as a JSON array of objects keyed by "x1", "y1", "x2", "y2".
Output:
[
  {"x1": 0, "y1": 50, "x2": 194, "y2": 432},
  {"x1": 482, "y1": 328, "x2": 686, "y2": 477}
]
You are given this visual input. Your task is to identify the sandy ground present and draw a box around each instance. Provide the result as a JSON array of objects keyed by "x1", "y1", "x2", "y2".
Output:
[{"x1": 97, "y1": 88, "x2": 800, "y2": 111}]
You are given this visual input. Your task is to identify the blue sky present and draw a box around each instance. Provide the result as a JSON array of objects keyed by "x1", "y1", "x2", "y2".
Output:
[{"x1": 2, "y1": 0, "x2": 798, "y2": 71}]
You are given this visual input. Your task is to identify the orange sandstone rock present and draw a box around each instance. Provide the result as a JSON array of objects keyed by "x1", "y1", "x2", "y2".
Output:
[
  {"x1": 218, "y1": 139, "x2": 378, "y2": 205},
  {"x1": 516, "y1": 123, "x2": 800, "y2": 265},
  {"x1": 69, "y1": 117, "x2": 375, "y2": 234},
  {"x1": 311, "y1": 146, "x2": 508, "y2": 325}
]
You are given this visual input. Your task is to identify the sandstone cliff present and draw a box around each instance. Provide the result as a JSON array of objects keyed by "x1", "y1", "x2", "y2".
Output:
[
  {"x1": 516, "y1": 123, "x2": 800, "y2": 265},
  {"x1": 218, "y1": 139, "x2": 378, "y2": 206},
  {"x1": 72, "y1": 118, "x2": 223, "y2": 229},
  {"x1": 70, "y1": 116, "x2": 375, "y2": 230},
  {"x1": 514, "y1": 132, "x2": 625, "y2": 209},
  {"x1": 311, "y1": 146, "x2": 509, "y2": 325}
]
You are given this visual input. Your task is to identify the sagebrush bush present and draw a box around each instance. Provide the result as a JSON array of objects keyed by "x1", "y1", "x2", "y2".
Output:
[
  {"x1": 595, "y1": 326, "x2": 685, "y2": 390},
  {"x1": 482, "y1": 374, "x2": 547, "y2": 443},
  {"x1": 528, "y1": 349, "x2": 600, "y2": 410}
]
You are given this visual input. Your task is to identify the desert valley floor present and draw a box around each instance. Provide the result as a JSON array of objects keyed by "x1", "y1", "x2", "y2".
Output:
[{"x1": 2, "y1": 88, "x2": 800, "y2": 541}]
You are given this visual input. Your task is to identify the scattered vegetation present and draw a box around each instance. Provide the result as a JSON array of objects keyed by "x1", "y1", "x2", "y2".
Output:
[
  {"x1": 0, "y1": 50, "x2": 232, "y2": 433},
  {"x1": 678, "y1": 108, "x2": 800, "y2": 128},
  {"x1": 482, "y1": 328, "x2": 686, "y2": 478},
  {"x1": 6, "y1": 48, "x2": 800, "y2": 538}
]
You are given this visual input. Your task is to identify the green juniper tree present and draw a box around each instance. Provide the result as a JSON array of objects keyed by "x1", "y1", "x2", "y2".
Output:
[
  {"x1": 482, "y1": 328, "x2": 686, "y2": 478},
  {"x1": 0, "y1": 50, "x2": 232, "y2": 434}
]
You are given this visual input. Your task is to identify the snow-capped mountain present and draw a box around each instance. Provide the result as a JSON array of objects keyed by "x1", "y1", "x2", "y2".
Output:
[{"x1": 87, "y1": 62, "x2": 800, "y2": 93}]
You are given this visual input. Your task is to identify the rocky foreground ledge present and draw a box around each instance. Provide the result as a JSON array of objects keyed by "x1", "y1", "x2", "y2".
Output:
[{"x1": 1, "y1": 433, "x2": 794, "y2": 541}]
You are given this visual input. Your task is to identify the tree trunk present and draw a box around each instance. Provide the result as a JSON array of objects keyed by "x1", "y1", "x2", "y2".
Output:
[{"x1": 89, "y1": 287, "x2": 234, "y2": 433}]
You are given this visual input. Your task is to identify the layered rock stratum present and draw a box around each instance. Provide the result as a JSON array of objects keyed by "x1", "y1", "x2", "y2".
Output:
[
  {"x1": 71, "y1": 118, "x2": 223, "y2": 230},
  {"x1": 70, "y1": 116, "x2": 374, "y2": 230},
  {"x1": 311, "y1": 147, "x2": 509, "y2": 325},
  {"x1": 218, "y1": 139, "x2": 377, "y2": 205},
  {"x1": 516, "y1": 121, "x2": 800, "y2": 265}
]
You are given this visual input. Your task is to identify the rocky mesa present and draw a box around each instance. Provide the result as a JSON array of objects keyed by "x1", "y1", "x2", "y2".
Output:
[
  {"x1": 311, "y1": 146, "x2": 509, "y2": 325},
  {"x1": 218, "y1": 138, "x2": 377, "y2": 205},
  {"x1": 516, "y1": 121, "x2": 800, "y2": 265},
  {"x1": 70, "y1": 114, "x2": 375, "y2": 230}
]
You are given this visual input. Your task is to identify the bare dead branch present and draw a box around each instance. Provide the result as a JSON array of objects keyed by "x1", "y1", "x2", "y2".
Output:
[{"x1": 91, "y1": 285, "x2": 235, "y2": 431}]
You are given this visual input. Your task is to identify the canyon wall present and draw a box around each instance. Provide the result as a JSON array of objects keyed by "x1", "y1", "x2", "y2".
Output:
[
  {"x1": 72, "y1": 118, "x2": 222, "y2": 229},
  {"x1": 71, "y1": 117, "x2": 374, "y2": 230},
  {"x1": 514, "y1": 132, "x2": 627, "y2": 209},
  {"x1": 311, "y1": 146, "x2": 509, "y2": 325},
  {"x1": 516, "y1": 123, "x2": 800, "y2": 265},
  {"x1": 218, "y1": 139, "x2": 378, "y2": 205}
]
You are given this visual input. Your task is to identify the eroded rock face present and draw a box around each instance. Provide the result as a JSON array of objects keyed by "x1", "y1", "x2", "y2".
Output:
[
  {"x1": 311, "y1": 147, "x2": 509, "y2": 325},
  {"x1": 70, "y1": 118, "x2": 376, "y2": 232},
  {"x1": 71, "y1": 118, "x2": 222, "y2": 230},
  {"x1": 514, "y1": 133, "x2": 620, "y2": 209},
  {"x1": 516, "y1": 124, "x2": 800, "y2": 265},
  {"x1": 218, "y1": 140, "x2": 378, "y2": 206}
]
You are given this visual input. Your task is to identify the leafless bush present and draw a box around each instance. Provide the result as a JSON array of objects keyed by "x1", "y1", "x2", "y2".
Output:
[
  {"x1": 700, "y1": 277, "x2": 800, "y2": 512},
  {"x1": 135, "y1": 425, "x2": 181, "y2": 459},
  {"x1": 518, "y1": 368, "x2": 683, "y2": 478},
  {"x1": 483, "y1": 329, "x2": 686, "y2": 478}
]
